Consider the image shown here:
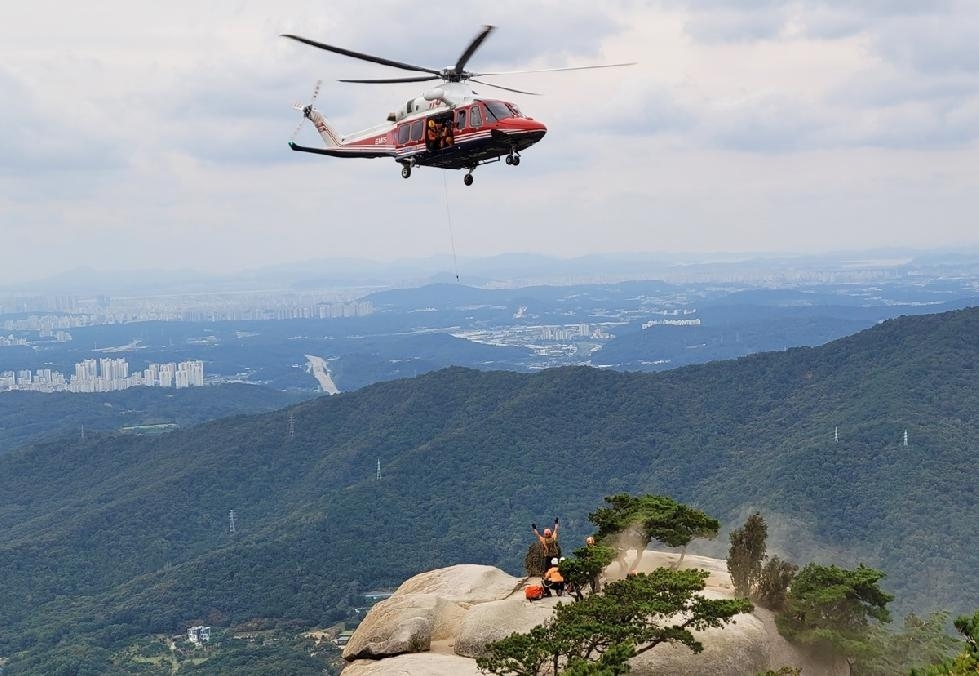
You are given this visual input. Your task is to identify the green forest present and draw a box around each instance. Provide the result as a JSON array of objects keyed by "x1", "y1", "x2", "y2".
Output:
[
  {"x1": 1, "y1": 306, "x2": 977, "y2": 673},
  {"x1": 0, "y1": 383, "x2": 310, "y2": 455}
]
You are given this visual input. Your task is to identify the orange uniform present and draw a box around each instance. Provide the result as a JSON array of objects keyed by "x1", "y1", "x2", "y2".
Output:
[{"x1": 543, "y1": 566, "x2": 564, "y2": 584}]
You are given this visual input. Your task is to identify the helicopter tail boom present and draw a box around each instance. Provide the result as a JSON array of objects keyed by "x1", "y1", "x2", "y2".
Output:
[
  {"x1": 303, "y1": 106, "x2": 342, "y2": 147},
  {"x1": 289, "y1": 80, "x2": 344, "y2": 148}
]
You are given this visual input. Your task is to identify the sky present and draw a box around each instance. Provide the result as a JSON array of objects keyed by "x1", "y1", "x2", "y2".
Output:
[{"x1": 2, "y1": 0, "x2": 979, "y2": 285}]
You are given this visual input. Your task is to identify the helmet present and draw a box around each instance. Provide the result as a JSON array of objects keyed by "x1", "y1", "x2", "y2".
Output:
[
  {"x1": 551, "y1": 558, "x2": 559, "y2": 565},
  {"x1": 560, "y1": 557, "x2": 566, "y2": 562},
  {"x1": 586, "y1": 536, "x2": 595, "y2": 545},
  {"x1": 543, "y1": 528, "x2": 552, "y2": 536}
]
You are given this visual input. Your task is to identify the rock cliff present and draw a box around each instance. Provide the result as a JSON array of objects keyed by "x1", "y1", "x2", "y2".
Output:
[{"x1": 341, "y1": 551, "x2": 847, "y2": 675}]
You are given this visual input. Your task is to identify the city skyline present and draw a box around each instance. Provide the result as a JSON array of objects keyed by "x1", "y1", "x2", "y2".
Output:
[{"x1": 1, "y1": 358, "x2": 206, "y2": 393}]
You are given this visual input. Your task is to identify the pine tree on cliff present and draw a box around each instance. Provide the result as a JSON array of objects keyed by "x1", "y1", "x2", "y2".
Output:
[
  {"x1": 777, "y1": 563, "x2": 893, "y2": 674},
  {"x1": 589, "y1": 493, "x2": 720, "y2": 572},
  {"x1": 478, "y1": 568, "x2": 752, "y2": 675},
  {"x1": 727, "y1": 512, "x2": 767, "y2": 598},
  {"x1": 755, "y1": 555, "x2": 797, "y2": 611}
]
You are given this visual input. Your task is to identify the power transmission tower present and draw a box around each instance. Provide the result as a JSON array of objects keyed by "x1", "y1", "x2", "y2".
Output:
[
  {"x1": 376, "y1": 458, "x2": 381, "y2": 481},
  {"x1": 834, "y1": 426, "x2": 839, "y2": 443},
  {"x1": 229, "y1": 510, "x2": 237, "y2": 535},
  {"x1": 903, "y1": 429, "x2": 909, "y2": 447},
  {"x1": 288, "y1": 413, "x2": 296, "y2": 440},
  {"x1": 80, "y1": 425, "x2": 86, "y2": 441}
]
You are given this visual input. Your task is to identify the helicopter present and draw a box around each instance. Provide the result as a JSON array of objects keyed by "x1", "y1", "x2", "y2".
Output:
[{"x1": 283, "y1": 25, "x2": 634, "y2": 186}]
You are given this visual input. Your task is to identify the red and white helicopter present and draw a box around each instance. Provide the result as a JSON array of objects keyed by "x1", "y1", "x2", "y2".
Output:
[{"x1": 283, "y1": 26, "x2": 633, "y2": 185}]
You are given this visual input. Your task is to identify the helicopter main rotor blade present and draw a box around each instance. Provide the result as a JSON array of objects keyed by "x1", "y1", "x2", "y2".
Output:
[
  {"x1": 338, "y1": 75, "x2": 442, "y2": 84},
  {"x1": 455, "y1": 25, "x2": 495, "y2": 76},
  {"x1": 281, "y1": 34, "x2": 441, "y2": 75},
  {"x1": 473, "y1": 62, "x2": 638, "y2": 76},
  {"x1": 469, "y1": 78, "x2": 540, "y2": 96}
]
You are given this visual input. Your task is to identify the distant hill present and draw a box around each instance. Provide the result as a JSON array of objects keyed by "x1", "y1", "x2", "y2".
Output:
[
  {"x1": 0, "y1": 383, "x2": 311, "y2": 455},
  {"x1": 1, "y1": 307, "x2": 977, "y2": 673},
  {"x1": 364, "y1": 279, "x2": 679, "y2": 308}
]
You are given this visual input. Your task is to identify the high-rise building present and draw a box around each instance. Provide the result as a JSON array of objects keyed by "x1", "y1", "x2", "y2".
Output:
[
  {"x1": 99, "y1": 358, "x2": 128, "y2": 382},
  {"x1": 76, "y1": 359, "x2": 97, "y2": 381},
  {"x1": 158, "y1": 363, "x2": 174, "y2": 388},
  {"x1": 174, "y1": 360, "x2": 204, "y2": 388}
]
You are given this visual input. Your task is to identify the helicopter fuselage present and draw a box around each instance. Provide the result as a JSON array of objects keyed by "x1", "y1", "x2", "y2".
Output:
[{"x1": 289, "y1": 94, "x2": 547, "y2": 182}]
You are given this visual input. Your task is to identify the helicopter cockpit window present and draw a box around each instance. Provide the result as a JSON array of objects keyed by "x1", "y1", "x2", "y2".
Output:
[
  {"x1": 409, "y1": 119, "x2": 424, "y2": 143},
  {"x1": 484, "y1": 101, "x2": 512, "y2": 121},
  {"x1": 469, "y1": 105, "x2": 483, "y2": 129},
  {"x1": 455, "y1": 109, "x2": 467, "y2": 130},
  {"x1": 397, "y1": 123, "x2": 411, "y2": 145}
]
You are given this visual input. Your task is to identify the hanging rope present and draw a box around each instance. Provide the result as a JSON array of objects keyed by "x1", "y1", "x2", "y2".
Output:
[{"x1": 441, "y1": 171, "x2": 460, "y2": 281}]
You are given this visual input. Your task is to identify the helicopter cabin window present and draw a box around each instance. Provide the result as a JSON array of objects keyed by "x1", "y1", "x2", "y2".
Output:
[
  {"x1": 469, "y1": 104, "x2": 483, "y2": 129},
  {"x1": 409, "y1": 119, "x2": 424, "y2": 143},
  {"x1": 455, "y1": 109, "x2": 467, "y2": 130},
  {"x1": 397, "y1": 123, "x2": 411, "y2": 145}
]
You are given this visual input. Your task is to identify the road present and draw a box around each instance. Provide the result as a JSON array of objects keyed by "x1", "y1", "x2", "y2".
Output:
[{"x1": 305, "y1": 354, "x2": 340, "y2": 395}]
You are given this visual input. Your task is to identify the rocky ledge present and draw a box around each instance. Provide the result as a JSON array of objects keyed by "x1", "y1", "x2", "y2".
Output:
[{"x1": 341, "y1": 551, "x2": 847, "y2": 675}]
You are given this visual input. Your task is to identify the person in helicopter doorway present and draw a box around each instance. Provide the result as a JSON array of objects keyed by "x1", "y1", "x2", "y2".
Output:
[
  {"x1": 438, "y1": 120, "x2": 454, "y2": 149},
  {"x1": 532, "y1": 518, "x2": 560, "y2": 573},
  {"x1": 425, "y1": 118, "x2": 440, "y2": 152},
  {"x1": 542, "y1": 557, "x2": 565, "y2": 597}
]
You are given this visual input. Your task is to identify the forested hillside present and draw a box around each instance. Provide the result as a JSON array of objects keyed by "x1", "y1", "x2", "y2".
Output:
[
  {"x1": 1, "y1": 307, "x2": 977, "y2": 673},
  {"x1": 0, "y1": 383, "x2": 311, "y2": 455}
]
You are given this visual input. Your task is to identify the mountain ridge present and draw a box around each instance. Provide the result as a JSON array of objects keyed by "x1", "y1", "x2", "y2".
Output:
[{"x1": 1, "y1": 306, "x2": 977, "y2": 672}]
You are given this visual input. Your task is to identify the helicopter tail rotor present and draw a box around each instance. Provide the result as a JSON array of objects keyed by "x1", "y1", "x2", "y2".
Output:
[
  {"x1": 290, "y1": 80, "x2": 321, "y2": 141},
  {"x1": 290, "y1": 80, "x2": 342, "y2": 147}
]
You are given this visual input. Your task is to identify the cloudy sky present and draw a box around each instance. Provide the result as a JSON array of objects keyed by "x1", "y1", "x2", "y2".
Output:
[{"x1": 2, "y1": 0, "x2": 978, "y2": 284}]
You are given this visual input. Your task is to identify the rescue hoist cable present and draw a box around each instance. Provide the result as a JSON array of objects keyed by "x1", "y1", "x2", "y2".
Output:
[{"x1": 441, "y1": 171, "x2": 460, "y2": 281}]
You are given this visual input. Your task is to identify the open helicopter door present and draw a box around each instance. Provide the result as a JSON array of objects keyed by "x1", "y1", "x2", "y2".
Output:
[{"x1": 424, "y1": 113, "x2": 455, "y2": 153}]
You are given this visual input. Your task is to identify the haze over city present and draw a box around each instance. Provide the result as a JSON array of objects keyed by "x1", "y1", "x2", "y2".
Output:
[{"x1": 3, "y1": 0, "x2": 979, "y2": 286}]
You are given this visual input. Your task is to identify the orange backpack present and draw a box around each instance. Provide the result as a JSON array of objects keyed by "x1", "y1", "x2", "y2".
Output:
[{"x1": 525, "y1": 585, "x2": 544, "y2": 600}]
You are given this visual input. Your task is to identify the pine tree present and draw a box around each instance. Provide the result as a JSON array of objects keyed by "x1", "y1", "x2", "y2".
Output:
[
  {"x1": 755, "y1": 556, "x2": 798, "y2": 611},
  {"x1": 727, "y1": 512, "x2": 768, "y2": 598}
]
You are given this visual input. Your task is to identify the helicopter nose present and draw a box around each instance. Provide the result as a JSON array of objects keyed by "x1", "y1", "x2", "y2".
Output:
[
  {"x1": 505, "y1": 116, "x2": 547, "y2": 135},
  {"x1": 498, "y1": 116, "x2": 547, "y2": 144}
]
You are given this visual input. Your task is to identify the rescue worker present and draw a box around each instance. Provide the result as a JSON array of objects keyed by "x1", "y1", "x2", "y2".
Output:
[
  {"x1": 425, "y1": 118, "x2": 439, "y2": 152},
  {"x1": 439, "y1": 121, "x2": 453, "y2": 149},
  {"x1": 532, "y1": 518, "x2": 560, "y2": 572},
  {"x1": 542, "y1": 558, "x2": 565, "y2": 596}
]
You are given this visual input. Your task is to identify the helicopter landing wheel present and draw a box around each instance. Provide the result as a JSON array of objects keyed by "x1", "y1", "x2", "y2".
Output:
[
  {"x1": 463, "y1": 173, "x2": 474, "y2": 186},
  {"x1": 401, "y1": 165, "x2": 411, "y2": 179},
  {"x1": 511, "y1": 155, "x2": 521, "y2": 166},
  {"x1": 505, "y1": 155, "x2": 513, "y2": 165}
]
